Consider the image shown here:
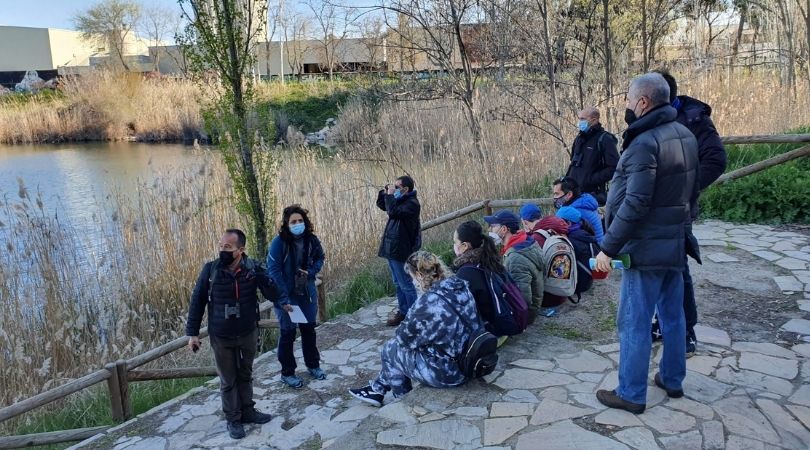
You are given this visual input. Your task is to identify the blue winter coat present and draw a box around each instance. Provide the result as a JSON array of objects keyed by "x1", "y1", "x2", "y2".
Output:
[
  {"x1": 569, "y1": 193, "x2": 605, "y2": 244},
  {"x1": 266, "y1": 233, "x2": 325, "y2": 307}
]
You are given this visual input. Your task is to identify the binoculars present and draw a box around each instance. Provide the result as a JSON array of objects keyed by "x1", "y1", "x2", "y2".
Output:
[{"x1": 224, "y1": 304, "x2": 241, "y2": 319}]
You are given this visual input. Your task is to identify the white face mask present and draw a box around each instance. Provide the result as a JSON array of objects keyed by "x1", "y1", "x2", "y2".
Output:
[{"x1": 488, "y1": 231, "x2": 502, "y2": 246}]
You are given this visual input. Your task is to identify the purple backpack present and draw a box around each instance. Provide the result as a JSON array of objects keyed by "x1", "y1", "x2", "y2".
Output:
[{"x1": 493, "y1": 272, "x2": 530, "y2": 332}]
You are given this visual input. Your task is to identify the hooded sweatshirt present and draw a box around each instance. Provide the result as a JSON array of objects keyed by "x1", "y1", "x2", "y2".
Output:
[
  {"x1": 568, "y1": 193, "x2": 604, "y2": 243},
  {"x1": 501, "y1": 232, "x2": 545, "y2": 309}
]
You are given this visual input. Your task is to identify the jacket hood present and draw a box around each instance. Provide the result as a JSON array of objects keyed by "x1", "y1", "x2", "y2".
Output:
[
  {"x1": 676, "y1": 95, "x2": 713, "y2": 123},
  {"x1": 569, "y1": 193, "x2": 599, "y2": 211},
  {"x1": 431, "y1": 276, "x2": 472, "y2": 309},
  {"x1": 501, "y1": 231, "x2": 533, "y2": 255},
  {"x1": 622, "y1": 104, "x2": 678, "y2": 149},
  {"x1": 530, "y1": 216, "x2": 569, "y2": 236}
]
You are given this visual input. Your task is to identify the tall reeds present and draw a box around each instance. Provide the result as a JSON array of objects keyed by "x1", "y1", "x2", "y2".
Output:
[{"x1": 0, "y1": 72, "x2": 808, "y2": 412}]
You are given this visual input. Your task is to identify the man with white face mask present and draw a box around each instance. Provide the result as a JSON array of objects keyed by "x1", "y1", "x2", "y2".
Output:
[
  {"x1": 484, "y1": 210, "x2": 544, "y2": 323},
  {"x1": 565, "y1": 106, "x2": 619, "y2": 206}
]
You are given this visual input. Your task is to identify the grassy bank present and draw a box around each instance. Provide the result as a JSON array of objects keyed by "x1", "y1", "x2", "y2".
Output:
[{"x1": 700, "y1": 128, "x2": 810, "y2": 224}]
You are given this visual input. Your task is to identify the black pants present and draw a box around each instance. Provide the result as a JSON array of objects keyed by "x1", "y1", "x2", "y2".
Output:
[
  {"x1": 210, "y1": 328, "x2": 258, "y2": 422},
  {"x1": 278, "y1": 323, "x2": 320, "y2": 376}
]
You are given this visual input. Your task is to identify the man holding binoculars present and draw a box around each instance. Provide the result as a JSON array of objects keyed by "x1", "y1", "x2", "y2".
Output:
[{"x1": 186, "y1": 229, "x2": 279, "y2": 439}]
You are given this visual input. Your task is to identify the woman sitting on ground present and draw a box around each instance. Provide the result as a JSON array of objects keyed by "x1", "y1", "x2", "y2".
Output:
[
  {"x1": 453, "y1": 220, "x2": 518, "y2": 338},
  {"x1": 349, "y1": 251, "x2": 482, "y2": 407}
]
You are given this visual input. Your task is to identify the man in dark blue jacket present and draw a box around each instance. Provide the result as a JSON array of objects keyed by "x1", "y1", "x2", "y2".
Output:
[
  {"x1": 595, "y1": 73, "x2": 699, "y2": 414},
  {"x1": 377, "y1": 175, "x2": 421, "y2": 326},
  {"x1": 186, "y1": 229, "x2": 278, "y2": 439},
  {"x1": 650, "y1": 69, "x2": 728, "y2": 356}
]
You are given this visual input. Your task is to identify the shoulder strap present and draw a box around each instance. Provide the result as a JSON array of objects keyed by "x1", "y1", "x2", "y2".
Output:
[
  {"x1": 207, "y1": 261, "x2": 220, "y2": 302},
  {"x1": 597, "y1": 131, "x2": 607, "y2": 167}
]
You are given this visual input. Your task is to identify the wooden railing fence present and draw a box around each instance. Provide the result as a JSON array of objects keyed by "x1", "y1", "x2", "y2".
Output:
[{"x1": 0, "y1": 134, "x2": 808, "y2": 449}]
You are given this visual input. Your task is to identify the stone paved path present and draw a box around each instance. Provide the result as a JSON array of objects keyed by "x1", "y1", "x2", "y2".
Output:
[{"x1": 71, "y1": 221, "x2": 810, "y2": 450}]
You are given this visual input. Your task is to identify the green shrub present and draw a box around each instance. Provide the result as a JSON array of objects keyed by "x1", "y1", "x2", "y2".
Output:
[
  {"x1": 327, "y1": 264, "x2": 395, "y2": 319},
  {"x1": 699, "y1": 130, "x2": 810, "y2": 224}
]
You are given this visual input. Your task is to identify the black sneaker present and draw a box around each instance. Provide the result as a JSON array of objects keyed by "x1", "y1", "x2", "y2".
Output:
[
  {"x1": 227, "y1": 420, "x2": 246, "y2": 439},
  {"x1": 686, "y1": 331, "x2": 697, "y2": 358},
  {"x1": 596, "y1": 389, "x2": 646, "y2": 414},
  {"x1": 654, "y1": 373, "x2": 684, "y2": 398},
  {"x1": 349, "y1": 385, "x2": 384, "y2": 407},
  {"x1": 241, "y1": 409, "x2": 272, "y2": 424},
  {"x1": 651, "y1": 316, "x2": 663, "y2": 342}
]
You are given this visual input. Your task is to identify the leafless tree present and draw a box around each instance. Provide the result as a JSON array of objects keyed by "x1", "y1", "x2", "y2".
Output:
[
  {"x1": 357, "y1": 15, "x2": 388, "y2": 72},
  {"x1": 305, "y1": 0, "x2": 354, "y2": 80},
  {"x1": 141, "y1": 4, "x2": 179, "y2": 71},
  {"x1": 282, "y1": 11, "x2": 313, "y2": 79},
  {"x1": 73, "y1": 0, "x2": 142, "y2": 71}
]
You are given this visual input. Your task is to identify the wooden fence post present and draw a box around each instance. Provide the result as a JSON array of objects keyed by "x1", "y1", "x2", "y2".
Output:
[
  {"x1": 115, "y1": 360, "x2": 132, "y2": 420},
  {"x1": 105, "y1": 363, "x2": 124, "y2": 422},
  {"x1": 483, "y1": 200, "x2": 492, "y2": 217}
]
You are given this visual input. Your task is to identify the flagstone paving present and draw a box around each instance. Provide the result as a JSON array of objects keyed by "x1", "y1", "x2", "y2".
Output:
[{"x1": 71, "y1": 221, "x2": 810, "y2": 450}]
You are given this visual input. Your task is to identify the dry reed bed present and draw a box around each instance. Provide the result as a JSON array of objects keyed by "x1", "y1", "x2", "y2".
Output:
[
  {"x1": 0, "y1": 72, "x2": 202, "y2": 144},
  {"x1": 1, "y1": 73, "x2": 808, "y2": 411}
]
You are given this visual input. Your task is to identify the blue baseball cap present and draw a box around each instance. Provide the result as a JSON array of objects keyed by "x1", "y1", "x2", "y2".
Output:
[
  {"x1": 483, "y1": 209, "x2": 521, "y2": 230},
  {"x1": 556, "y1": 206, "x2": 581, "y2": 224},
  {"x1": 519, "y1": 203, "x2": 543, "y2": 221}
]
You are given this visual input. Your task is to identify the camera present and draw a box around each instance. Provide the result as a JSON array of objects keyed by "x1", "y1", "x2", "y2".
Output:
[
  {"x1": 293, "y1": 271, "x2": 308, "y2": 297},
  {"x1": 224, "y1": 304, "x2": 241, "y2": 319}
]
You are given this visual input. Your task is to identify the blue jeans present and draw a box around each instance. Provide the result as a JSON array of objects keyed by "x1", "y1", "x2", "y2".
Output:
[
  {"x1": 388, "y1": 259, "x2": 417, "y2": 315},
  {"x1": 617, "y1": 269, "x2": 685, "y2": 405}
]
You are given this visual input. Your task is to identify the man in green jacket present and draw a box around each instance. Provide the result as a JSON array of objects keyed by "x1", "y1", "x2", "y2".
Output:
[{"x1": 485, "y1": 210, "x2": 545, "y2": 322}]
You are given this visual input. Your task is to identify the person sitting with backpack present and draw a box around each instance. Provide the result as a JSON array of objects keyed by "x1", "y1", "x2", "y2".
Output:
[
  {"x1": 556, "y1": 206, "x2": 600, "y2": 303},
  {"x1": 485, "y1": 209, "x2": 545, "y2": 323},
  {"x1": 349, "y1": 251, "x2": 490, "y2": 407},
  {"x1": 553, "y1": 176, "x2": 604, "y2": 244},
  {"x1": 453, "y1": 221, "x2": 528, "y2": 342},
  {"x1": 521, "y1": 203, "x2": 574, "y2": 310}
]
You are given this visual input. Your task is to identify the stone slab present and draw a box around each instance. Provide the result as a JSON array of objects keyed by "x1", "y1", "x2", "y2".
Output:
[
  {"x1": 789, "y1": 385, "x2": 810, "y2": 407},
  {"x1": 530, "y1": 398, "x2": 598, "y2": 425},
  {"x1": 781, "y1": 319, "x2": 810, "y2": 335},
  {"x1": 502, "y1": 390, "x2": 539, "y2": 403},
  {"x1": 738, "y1": 352, "x2": 799, "y2": 379},
  {"x1": 694, "y1": 325, "x2": 731, "y2": 347},
  {"x1": 482, "y1": 417, "x2": 527, "y2": 446},
  {"x1": 516, "y1": 420, "x2": 629, "y2": 450},
  {"x1": 706, "y1": 252, "x2": 740, "y2": 263},
  {"x1": 638, "y1": 406, "x2": 696, "y2": 435},
  {"x1": 659, "y1": 430, "x2": 702, "y2": 450},
  {"x1": 686, "y1": 355, "x2": 721, "y2": 376},
  {"x1": 494, "y1": 368, "x2": 578, "y2": 390},
  {"x1": 775, "y1": 276, "x2": 804, "y2": 293},
  {"x1": 714, "y1": 366, "x2": 795, "y2": 396},
  {"x1": 509, "y1": 359, "x2": 555, "y2": 371},
  {"x1": 756, "y1": 398, "x2": 810, "y2": 449},
  {"x1": 713, "y1": 396, "x2": 780, "y2": 444},
  {"x1": 732, "y1": 342, "x2": 796, "y2": 359},
  {"x1": 594, "y1": 409, "x2": 643, "y2": 428},
  {"x1": 613, "y1": 427, "x2": 661, "y2": 450},
  {"x1": 784, "y1": 251, "x2": 810, "y2": 262},
  {"x1": 376, "y1": 419, "x2": 481, "y2": 449},
  {"x1": 555, "y1": 350, "x2": 613, "y2": 373},
  {"x1": 682, "y1": 370, "x2": 734, "y2": 403},
  {"x1": 665, "y1": 397, "x2": 715, "y2": 420},
  {"x1": 702, "y1": 420, "x2": 724, "y2": 450},
  {"x1": 775, "y1": 258, "x2": 809, "y2": 271},
  {"x1": 490, "y1": 402, "x2": 536, "y2": 417},
  {"x1": 753, "y1": 250, "x2": 782, "y2": 262}
]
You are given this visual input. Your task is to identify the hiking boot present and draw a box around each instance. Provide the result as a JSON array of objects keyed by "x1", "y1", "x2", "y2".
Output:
[
  {"x1": 227, "y1": 421, "x2": 246, "y2": 439},
  {"x1": 281, "y1": 374, "x2": 304, "y2": 389},
  {"x1": 654, "y1": 373, "x2": 684, "y2": 398},
  {"x1": 686, "y1": 330, "x2": 697, "y2": 358},
  {"x1": 596, "y1": 390, "x2": 646, "y2": 414},
  {"x1": 308, "y1": 367, "x2": 326, "y2": 380},
  {"x1": 241, "y1": 409, "x2": 272, "y2": 424},
  {"x1": 349, "y1": 385, "x2": 385, "y2": 407},
  {"x1": 386, "y1": 311, "x2": 406, "y2": 327}
]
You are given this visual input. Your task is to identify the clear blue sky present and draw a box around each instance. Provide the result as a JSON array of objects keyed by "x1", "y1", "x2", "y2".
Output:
[{"x1": 0, "y1": 0, "x2": 183, "y2": 30}]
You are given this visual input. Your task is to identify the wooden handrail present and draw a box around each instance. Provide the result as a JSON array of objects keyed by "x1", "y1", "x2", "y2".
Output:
[
  {"x1": 721, "y1": 134, "x2": 810, "y2": 144},
  {"x1": 0, "y1": 426, "x2": 110, "y2": 450},
  {"x1": 1, "y1": 132, "x2": 807, "y2": 449}
]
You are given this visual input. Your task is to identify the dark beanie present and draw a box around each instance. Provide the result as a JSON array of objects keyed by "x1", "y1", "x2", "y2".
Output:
[{"x1": 456, "y1": 220, "x2": 485, "y2": 249}]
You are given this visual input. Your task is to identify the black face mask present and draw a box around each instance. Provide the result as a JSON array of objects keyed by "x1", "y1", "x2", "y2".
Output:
[
  {"x1": 624, "y1": 108, "x2": 637, "y2": 125},
  {"x1": 219, "y1": 250, "x2": 236, "y2": 266}
]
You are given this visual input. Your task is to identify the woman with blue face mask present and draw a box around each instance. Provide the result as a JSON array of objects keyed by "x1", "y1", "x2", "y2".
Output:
[{"x1": 266, "y1": 204, "x2": 326, "y2": 388}]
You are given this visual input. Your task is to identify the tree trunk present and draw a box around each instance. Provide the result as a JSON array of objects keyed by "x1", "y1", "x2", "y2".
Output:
[
  {"x1": 602, "y1": 0, "x2": 614, "y2": 129},
  {"x1": 730, "y1": 10, "x2": 746, "y2": 73},
  {"x1": 539, "y1": 0, "x2": 564, "y2": 145},
  {"x1": 450, "y1": 0, "x2": 486, "y2": 162},
  {"x1": 642, "y1": 0, "x2": 650, "y2": 71}
]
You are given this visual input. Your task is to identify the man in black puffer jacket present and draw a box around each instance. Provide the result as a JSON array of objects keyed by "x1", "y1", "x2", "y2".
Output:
[
  {"x1": 377, "y1": 175, "x2": 422, "y2": 326},
  {"x1": 186, "y1": 229, "x2": 279, "y2": 439},
  {"x1": 649, "y1": 70, "x2": 728, "y2": 356},
  {"x1": 594, "y1": 73, "x2": 699, "y2": 415}
]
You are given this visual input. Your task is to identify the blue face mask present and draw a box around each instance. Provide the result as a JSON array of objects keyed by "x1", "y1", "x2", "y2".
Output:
[
  {"x1": 578, "y1": 119, "x2": 590, "y2": 133},
  {"x1": 290, "y1": 223, "x2": 306, "y2": 236},
  {"x1": 393, "y1": 190, "x2": 403, "y2": 199}
]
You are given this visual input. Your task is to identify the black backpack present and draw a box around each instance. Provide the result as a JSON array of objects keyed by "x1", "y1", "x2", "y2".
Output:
[{"x1": 442, "y1": 294, "x2": 499, "y2": 378}]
